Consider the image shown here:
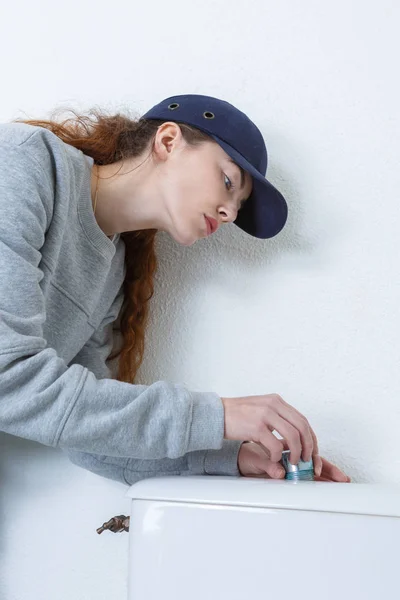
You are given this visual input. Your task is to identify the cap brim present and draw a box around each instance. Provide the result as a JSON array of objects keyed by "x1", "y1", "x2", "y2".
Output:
[{"x1": 211, "y1": 136, "x2": 288, "y2": 239}]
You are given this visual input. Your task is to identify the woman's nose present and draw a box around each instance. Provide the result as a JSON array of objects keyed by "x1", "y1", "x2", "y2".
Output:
[{"x1": 218, "y1": 204, "x2": 238, "y2": 224}]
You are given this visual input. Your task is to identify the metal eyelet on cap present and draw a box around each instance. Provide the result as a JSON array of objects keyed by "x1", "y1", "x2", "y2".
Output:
[
  {"x1": 203, "y1": 111, "x2": 215, "y2": 119},
  {"x1": 168, "y1": 103, "x2": 179, "y2": 110}
]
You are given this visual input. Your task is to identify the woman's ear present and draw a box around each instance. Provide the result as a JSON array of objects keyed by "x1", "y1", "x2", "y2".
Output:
[{"x1": 153, "y1": 122, "x2": 183, "y2": 160}]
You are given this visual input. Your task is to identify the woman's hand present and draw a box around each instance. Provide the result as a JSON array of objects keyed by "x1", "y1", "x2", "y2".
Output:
[
  {"x1": 314, "y1": 456, "x2": 351, "y2": 482},
  {"x1": 222, "y1": 393, "x2": 321, "y2": 471},
  {"x1": 237, "y1": 441, "x2": 351, "y2": 483}
]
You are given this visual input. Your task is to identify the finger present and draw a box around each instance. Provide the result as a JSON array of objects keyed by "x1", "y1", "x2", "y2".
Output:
[
  {"x1": 274, "y1": 401, "x2": 314, "y2": 463},
  {"x1": 313, "y1": 454, "x2": 323, "y2": 478},
  {"x1": 263, "y1": 461, "x2": 286, "y2": 479},
  {"x1": 279, "y1": 396, "x2": 319, "y2": 461},
  {"x1": 261, "y1": 415, "x2": 303, "y2": 464},
  {"x1": 320, "y1": 457, "x2": 350, "y2": 482},
  {"x1": 280, "y1": 438, "x2": 290, "y2": 451},
  {"x1": 279, "y1": 437, "x2": 322, "y2": 477},
  {"x1": 281, "y1": 427, "x2": 322, "y2": 468},
  {"x1": 308, "y1": 427, "x2": 322, "y2": 476},
  {"x1": 256, "y1": 446, "x2": 286, "y2": 479},
  {"x1": 246, "y1": 443, "x2": 285, "y2": 479},
  {"x1": 257, "y1": 430, "x2": 285, "y2": 463},
  {"x1": 309, "y1": 427, "x2": 319, "y2": 456}
]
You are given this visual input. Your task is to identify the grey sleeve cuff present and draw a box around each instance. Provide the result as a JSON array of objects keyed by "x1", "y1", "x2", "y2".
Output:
[
  {"x1": 187, "y1": 391, "x2": 226, "y2": 452},
  {"x1": 187, "y1": 440, "x2": 243, "y2": 477}
]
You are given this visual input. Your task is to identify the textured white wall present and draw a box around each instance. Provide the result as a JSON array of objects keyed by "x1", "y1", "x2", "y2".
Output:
[{"x1": 1, "y1": 1, "x2": 399, "y2": 598}]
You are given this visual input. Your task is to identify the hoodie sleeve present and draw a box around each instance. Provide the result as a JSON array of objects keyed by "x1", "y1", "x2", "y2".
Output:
[
  {"x1": 66, "y1": 299, "x2": 243, "y2": 481},
  {"x1": 68, "y1": 286, "x2": 125, "y2": 380},
  {"x1": 66, "y1": 440, "x2": 243, "y2": 485},
  {"x1": 0, "y1": 139, "x2": 226, "y2": 460}
]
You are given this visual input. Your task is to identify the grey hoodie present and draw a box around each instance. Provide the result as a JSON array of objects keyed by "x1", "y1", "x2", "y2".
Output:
[{"x1": 0, "y1": 122, "x2": 241, "y2": 484}]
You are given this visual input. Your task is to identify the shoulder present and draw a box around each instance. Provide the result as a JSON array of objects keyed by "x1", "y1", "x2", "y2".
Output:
[
  {"x1": 0, "y1": 122, "x2": 85, "y2": 174},
  {"x1": 0, "y1": 123, "x2": 63, "y2": 151}
]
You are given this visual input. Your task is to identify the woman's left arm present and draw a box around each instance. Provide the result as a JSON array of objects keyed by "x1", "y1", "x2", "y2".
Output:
[
  {"x1": 66, "y1": 440, "x2": 242, "y2": 485},
  {"x1": 67, "y1": 296, "x2": 243, "y2": 483},
  {"x1": 67, "y1": 289, "x2": 245, "y2": 483}
]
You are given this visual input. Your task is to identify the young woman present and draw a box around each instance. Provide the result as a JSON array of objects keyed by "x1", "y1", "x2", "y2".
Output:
[{"x1": 0, "y1": 94, "x2": 350, "y2": 485}]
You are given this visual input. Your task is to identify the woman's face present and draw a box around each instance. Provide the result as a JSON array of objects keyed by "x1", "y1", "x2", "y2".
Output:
[{"x1": 152, "y1": 123, "x2": 253, "y2": 246}]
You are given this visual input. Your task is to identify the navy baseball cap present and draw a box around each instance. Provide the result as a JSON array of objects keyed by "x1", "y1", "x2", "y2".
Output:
[{"x1": 141, "y1": 94, "x2": 288, "y2": 239}]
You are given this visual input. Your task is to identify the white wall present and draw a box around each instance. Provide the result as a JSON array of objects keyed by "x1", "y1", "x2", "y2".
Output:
[{"x1": 1, "y1": 1, "x2": 399, "y2": 598}]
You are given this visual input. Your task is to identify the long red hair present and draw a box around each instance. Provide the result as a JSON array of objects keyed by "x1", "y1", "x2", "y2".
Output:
[{"x1": 13, "y1": 107, "x2": 211, "y2": 383}]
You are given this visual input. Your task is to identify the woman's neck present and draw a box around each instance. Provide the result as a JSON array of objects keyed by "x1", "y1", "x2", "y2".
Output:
[{"x1": 90, "y1": 155, "x2": 166, "y2": 237}]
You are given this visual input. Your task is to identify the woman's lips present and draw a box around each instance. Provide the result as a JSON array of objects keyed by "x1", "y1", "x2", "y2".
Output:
[{"x1": 205, "y1": 215, "x2": 218, "y2": 235}]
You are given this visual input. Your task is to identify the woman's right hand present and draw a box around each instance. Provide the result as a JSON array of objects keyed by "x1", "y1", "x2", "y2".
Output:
[{"x1": 221, "y1": 393, "x2": 322, "y2": 474}]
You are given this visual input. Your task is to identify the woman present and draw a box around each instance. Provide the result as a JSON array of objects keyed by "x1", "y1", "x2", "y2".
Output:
[{"x1": 0, "y1": 94, "x2": 350, "y2": 485}]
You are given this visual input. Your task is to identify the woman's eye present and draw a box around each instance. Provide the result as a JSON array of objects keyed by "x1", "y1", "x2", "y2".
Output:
[{"x1": 224, "y1": 174, "x2": 233, "y2": 190}]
